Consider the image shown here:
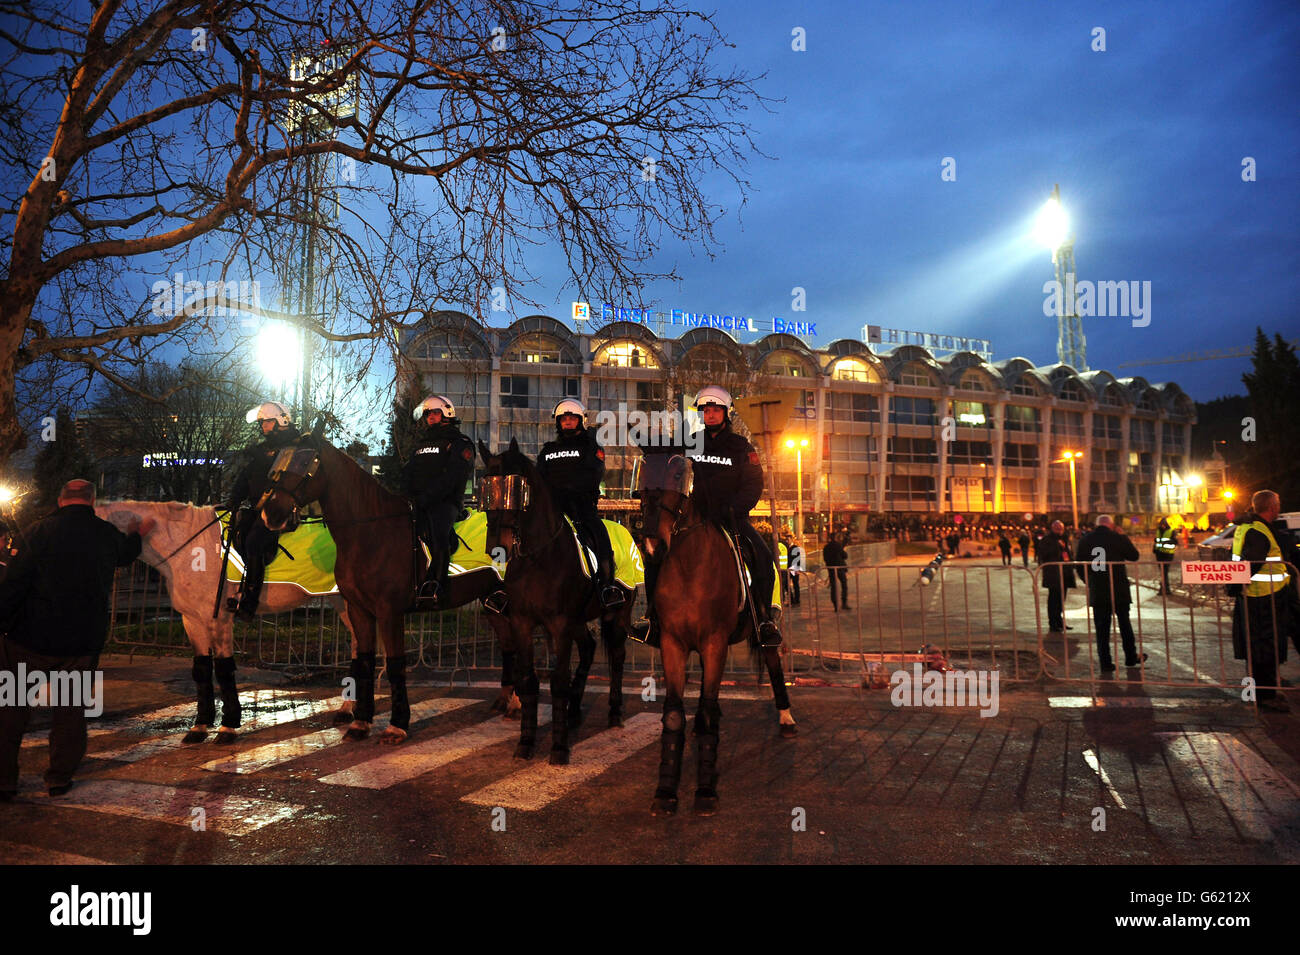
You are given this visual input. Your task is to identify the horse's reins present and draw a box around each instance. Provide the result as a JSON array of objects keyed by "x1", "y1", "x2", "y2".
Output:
[{"x1": 158, "y1": 510, "x2": 225, "y2": 563}]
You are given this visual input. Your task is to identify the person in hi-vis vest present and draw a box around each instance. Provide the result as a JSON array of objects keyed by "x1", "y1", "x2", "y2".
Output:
[{"x1": 1229, "y1": 490, "x2": 1297, "y2": 712}]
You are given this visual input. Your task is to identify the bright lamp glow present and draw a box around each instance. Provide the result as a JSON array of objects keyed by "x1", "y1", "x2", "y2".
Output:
[
  {"x1": 1187, "y1": 475, "x2": 1203, "y2": 487},
  {"x1": 0, "y1": 485, "x2": 13, "y2": 504},
  {"x1": 258, "y1": 322, "x2": 301, "y2": 387},
  {"x1": 1034, "y1": 196, "x2": 1069, "y2": 250}
]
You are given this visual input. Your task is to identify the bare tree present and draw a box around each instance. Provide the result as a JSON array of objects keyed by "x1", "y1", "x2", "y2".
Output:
[
  {"x1": 90, "y1": 360, "x2": 264, "y2": 503},
  {"x1": 0, "y1": 0, "x2": 766, "y2": 465}
]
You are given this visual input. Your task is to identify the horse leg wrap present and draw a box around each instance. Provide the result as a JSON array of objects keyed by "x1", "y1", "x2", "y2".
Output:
[
  {"x1": 657, "y1": 700, "x2": 687, "y2": 798},
  {"x1": 353, "y1": 652, "x2": 377, "y2": 724},
  {"x1": 214, "y1": 656, "x2": 240, "y2": 729},
  {"x1": 551, "y1": 673, "x2": 571, "y2": 755},
  {"x1": 192, "y1": 655, "x2": 216, "y2": 728},
  {"x1": 387, "y1": 653, "x2": 410, "y2": 731},
  {"x1": 694, "y1": 698, "x2": 722, "y2": 795},
  {"x1": 500, "y1": 650, "x2": 515, "y2": 688},
  {"x1": 516, "y1": 672, "x2": 540, "y2": 746}
]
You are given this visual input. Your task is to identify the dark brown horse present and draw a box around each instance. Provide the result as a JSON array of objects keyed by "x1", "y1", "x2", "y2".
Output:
[
  {"x1": 634, "y1": 447, "x2": 796, "y2": 816},
  {"x1": 259, "y1": 438, "x2": 514, "y2": 742},
  {"x1": 478, "y1": 439, "x2": 630, "y2": 765}
]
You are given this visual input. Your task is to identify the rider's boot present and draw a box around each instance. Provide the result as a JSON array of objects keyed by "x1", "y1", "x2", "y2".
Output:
[
  {"x1": 598, "y1": 556, "x2": 624, "y2": 610},
  {"x1": 757, "y1": 606, "x2": 783, "y2": 648}
]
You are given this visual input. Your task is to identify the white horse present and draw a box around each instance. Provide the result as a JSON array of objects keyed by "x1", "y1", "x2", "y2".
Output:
[{"x1": 97, "y1": 500, "x2": 356, "y2": 743}]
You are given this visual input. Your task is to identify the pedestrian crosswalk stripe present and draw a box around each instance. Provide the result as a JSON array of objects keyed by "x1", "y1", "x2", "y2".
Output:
[
  {"x1": 1159, "y1": 731, "x2": 1300, "y2": 862},
  {"x1": 320, "y1": 705, "x2": 555, "y2": 790},
  {"x1": 461, "y1": 712, "x2": 660, "y2": 811},
  {"x1": 199, "y1": 697, "x2": 481, "y2": 775},
  {"x1": 0, "y1": 840, "x2": 116, "y2": 865},
  {"x1": 27, "y1": 779, "x2": 301, "y2": 836},
  {"x1": 101, "y1": 688, "x2": 311, "y2": 732},
  {"x1": 94, "y1": 695, "x2": 341, "y2": 763}
]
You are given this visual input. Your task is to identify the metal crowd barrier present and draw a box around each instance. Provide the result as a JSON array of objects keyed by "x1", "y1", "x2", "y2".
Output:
[{"x1": 106, "y1": 556, "x2": 1297, "y2": 696}]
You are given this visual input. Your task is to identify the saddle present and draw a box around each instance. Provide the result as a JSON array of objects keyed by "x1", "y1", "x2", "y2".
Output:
[{"x1": 712, "y1": 524, "x2": 782, "y2": 643}]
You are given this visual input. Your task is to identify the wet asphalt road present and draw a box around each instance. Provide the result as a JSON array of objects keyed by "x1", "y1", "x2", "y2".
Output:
[{"x1": 2, "y1": 654, "x2": 1297, "y2": 866}]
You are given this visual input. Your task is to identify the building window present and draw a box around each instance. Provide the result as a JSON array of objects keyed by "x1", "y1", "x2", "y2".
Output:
[
  {"x1": 1092, "y1": 414, "x2": 1121, "y2": 440},
  {"x1": 948, "y1": 440, "x2": 993, "y2": 465},
  {"x1": 505, "y1": 333, "x2": 568, "y2": 364},
  {"x1": 593, "y1": 341, "x2": 659, "y2": 369},
  {"x1": 887, "y1": 436, "x2": 937, "y2": 464},
  {"x1": 1058, "y1": 381, "x2": 1087, "y2": 403},
  {"x1": 829, "y1": 391, "x2": 879, "y2": 423},
  {"x1": 832, "y1": 358, "x2": 879, "y2": 383},
  {"x1": 958, "y1": 371, "x2": 989, "y2": 392},
  {"x1": 889, "y1": 396, "x2": 937, "y2": 426},
  {"x1": 899, "y1": 362, "x2": 935, "y2": 387},
  {"x1": 828, "y1": 434, "x2": 877, "y2": 462},
  {"x1": 1053, "y1": 410, "x2": 1085, "y2": 438},
  {"x1": 885, "y1": 475, "x2": 936, "y2": 509},
  {"x1": 762, "y1": 352, "x2": 810, "y2": 377},
  {"x1": 1003, "y1": 405, "x2": 1040, "y2": 432},
  {"x1": 500, "y1": 374, "x2": 531, "y2": 409},
  {"x1": 952, "y1": 400, "x2": 990, "y2": 430},
  {"x1": 1011, "y1": 378, "x2": 1041, "y2": 397},
  {"x1": 1002, "y1": 443, "x2": 1039, "y2": 468}
]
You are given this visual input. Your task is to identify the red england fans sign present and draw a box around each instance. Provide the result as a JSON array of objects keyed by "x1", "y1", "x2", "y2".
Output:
[{"x1": 1181, "y1": 561, "x2": 1250, "y2": 584}]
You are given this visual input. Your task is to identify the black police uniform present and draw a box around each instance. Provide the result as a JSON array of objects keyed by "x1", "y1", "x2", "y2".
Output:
[
  {"x1": 537, "y1": 425, "x2": 621, "y2": 607},
  {"x1": 687, "y1": 418, "x2": 780, "y2": 642},
  {"x1": 404, "y1": 420, "x2": 475, "y2": 597},
  {"x1": 225, "y1": 423, "x2": 302, "y2": 617}
]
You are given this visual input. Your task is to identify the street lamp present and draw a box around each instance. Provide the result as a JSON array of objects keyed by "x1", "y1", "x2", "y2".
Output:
[
  {"x1": 1035, "y1": 184, "x2": 1087, "y2": 370},
  {"x1": 785, "y1": 436, "x2": 809, "y2": 538},
  {"x1": 257, "y1": 321, "x2": 302, "y2": 408},
  {"x1": 1056, "y1": 450, "x2": 1083, "y2": 530}
]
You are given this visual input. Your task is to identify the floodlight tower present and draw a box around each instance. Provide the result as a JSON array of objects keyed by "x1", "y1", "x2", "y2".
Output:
[{"x1": 1035, "y1": 184, "x2": 1087, "y2": 371}]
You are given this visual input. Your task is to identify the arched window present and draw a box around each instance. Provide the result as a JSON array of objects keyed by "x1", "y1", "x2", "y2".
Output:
[
  {"x1": 593, "y1": 340, "x2": 660, "y2": 369},
  {"x1": 832, "y1": 358, "x2": 880, "y2": 383},
  {"x1": 761, "y1": 352, "x2": 812, "y2": 377},
  {"x1": 899, "y1": 362, "x2": 936, "y2": 387},
  {"x1": 504, "y1": 333, "x2": 571, "y2": 364}
]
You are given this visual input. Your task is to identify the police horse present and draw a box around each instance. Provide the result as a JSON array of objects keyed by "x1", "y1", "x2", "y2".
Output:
[
  {"x1": 96, "y1": 500, "x2": 356, "y2": 743},
  {"x1": 634, "y1": 447, "x2": 797, "y2": 815},
  {"x1": 478, "y1": 439, "x2": 632, "y2": 765},
  {"x1": 257, "y1": 437, "x2": 516, "y2": 742}
]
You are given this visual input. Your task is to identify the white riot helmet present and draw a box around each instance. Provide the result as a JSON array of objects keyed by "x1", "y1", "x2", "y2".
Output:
[
  {"x1": 553, "y1": 398, "x2": 586, "y2": 424},
  {"x1": 693, "y1": 386, "x2": 733, "y2": 412},
  {"x1": 413, "y1": 395, "x2": 456, "y2": 422},
  {"x1": 245, "y1": 401, "x2": 292, "y2": 429}
]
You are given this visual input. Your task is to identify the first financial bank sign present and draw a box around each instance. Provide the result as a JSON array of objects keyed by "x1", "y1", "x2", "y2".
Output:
[{"x1": 572, "y1": 302, "x2": 816, "y2": 340}]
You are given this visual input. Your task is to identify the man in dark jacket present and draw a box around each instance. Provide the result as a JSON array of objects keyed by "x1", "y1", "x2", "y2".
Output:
[
  {"x1": 1037, "y1": 519, "x2": 1076, "y2": 633},
  {"x1": 1075, "y1": 514, "x2": 1144, "y2": 672},
  {"x1": 1017, "y1": 530, "x2": 1031, "y2": 568},
  {"x1": 1230, "y1": 490, "x2": 1296, "y2": 712},
  {"x1": 225, "y1": 401, "x2": 302, "y2": 621},
  {"x1": 685, "y1": 386, "x2": 780, "y2": 646},
  {"x1": 537, "y1": 398, "x2": 621, "y2": 610},
  {"x1": 0, "y1": 480, "x2": 150, "y2": 799},
  {"x1": 405, "y1": 395, "x2": 475, "y2": 602},
  {"x1": 997, "y1": 533, "x2": 1012, "y2": 566},
  {"x1": 823, "y1": 534, "x2": 850, "y2": 611}
]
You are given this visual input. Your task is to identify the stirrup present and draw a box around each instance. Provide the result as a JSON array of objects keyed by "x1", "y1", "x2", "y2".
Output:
[
  {"x1": 757, "y1": 620, "x2": 782, "y2": 648},
  {"x1": 482, "y1": 590, "x2": 508, "y2": 615},
  {"x1": 600, "y1": 586, "x2": 625, "y2": 609}
]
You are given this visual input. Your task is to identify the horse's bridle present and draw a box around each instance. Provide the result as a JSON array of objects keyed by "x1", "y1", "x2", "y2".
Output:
[
  {"x1": 479, "y1": 472, "x2": 566, "y2": 562},
  {"x1": 259, "y1": 446, "x2": 321, "y2": 528},
  {"x1": 633, "y1": 453, "x2": 695, "y2": 554}
]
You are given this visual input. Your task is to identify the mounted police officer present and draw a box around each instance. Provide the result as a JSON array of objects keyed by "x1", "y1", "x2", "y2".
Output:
[
  {"x1": 405, "y1": 395, "x2": 475, "y2": 601},
  {"x1": 224, "y1": 401, "x2": 302, "y2": 622},
  {"x1": 636, "y1": 386, "x2": 780, "y2": 647},
  {"x1": 537, "y1": 398, "x2": 623, "y2": 611}
]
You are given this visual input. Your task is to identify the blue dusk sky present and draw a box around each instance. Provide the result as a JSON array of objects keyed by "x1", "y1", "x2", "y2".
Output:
[{"x1": 521, "y1": 0, "x2": 1300, "y2": 401}]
